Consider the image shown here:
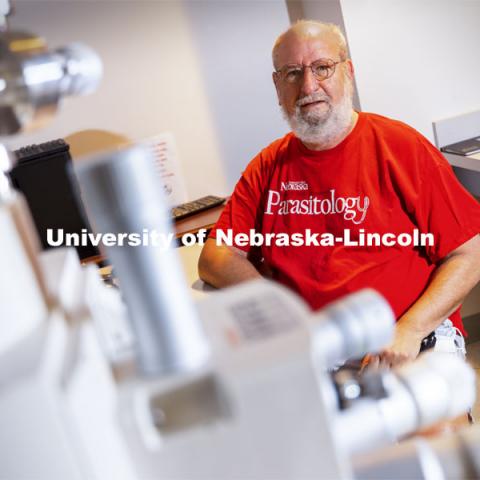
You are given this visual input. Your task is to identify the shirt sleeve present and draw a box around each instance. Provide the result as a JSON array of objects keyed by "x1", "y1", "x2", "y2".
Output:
[
  {"x1": 414, "y1": 139, "x2": 480, "y2": 263},
  {"x1": 209, "y1": 153, "x2": 270, "y2": 252}
]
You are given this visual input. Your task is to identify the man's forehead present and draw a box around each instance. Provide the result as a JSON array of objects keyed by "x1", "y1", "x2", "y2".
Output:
[{"x1": 274, "y1": 31, "x2": 339, "y2": 67}]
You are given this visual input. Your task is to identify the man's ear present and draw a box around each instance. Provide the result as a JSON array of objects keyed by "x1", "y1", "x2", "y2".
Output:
[
  {"x1": 345, "y1": 59, "x2": 355, "y2": 80},
  {"x1": 272, "y1": 72, "x2": 282, "y2": 105}
]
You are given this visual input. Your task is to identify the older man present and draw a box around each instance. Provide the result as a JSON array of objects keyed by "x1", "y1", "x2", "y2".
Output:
[{"x1": 199, "y1": 20, "x2": 480, "y2": 367}]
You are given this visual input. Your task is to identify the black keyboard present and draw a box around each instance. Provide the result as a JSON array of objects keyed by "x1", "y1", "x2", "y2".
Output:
[
  {"x1": 15, "y1": 139, "x2": 69, "y2": 163},
  {"x1": 172, "y1": 195, "x2": 226, "y2": 221}
]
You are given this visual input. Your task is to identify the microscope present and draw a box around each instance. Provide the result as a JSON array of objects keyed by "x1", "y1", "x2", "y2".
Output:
[{"x1": 0, "y1": 2, "x2": 479, "y2": 478}]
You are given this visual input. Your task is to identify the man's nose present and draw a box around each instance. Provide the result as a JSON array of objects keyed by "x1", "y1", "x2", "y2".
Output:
[{"x1": 300, "y1": 67, "x2": 319, "y2": 96}]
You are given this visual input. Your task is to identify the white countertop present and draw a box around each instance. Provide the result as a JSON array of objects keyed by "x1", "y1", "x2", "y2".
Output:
[
  {"x1": 177, "y1": 243, "x2": 215, "y2": 300},
  {"x1": 443, "y1": 151, "x2": 480, "y2": 172}
]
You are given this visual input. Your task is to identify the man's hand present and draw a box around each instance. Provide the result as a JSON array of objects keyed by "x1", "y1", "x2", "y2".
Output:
[
  {"x1": 364, "y1": 234, "x2": 480, "y2": 370},
  {"x1": 365, "y1": 323, "x2": 424, "y2": 369}
]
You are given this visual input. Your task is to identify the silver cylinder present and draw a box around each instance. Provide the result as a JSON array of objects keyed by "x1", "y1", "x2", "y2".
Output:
[
  {"x1": 75, "y1": 145, "x2": 210, "y2": 376},
  {"x1": 336, "y1": 352, "x2": 475, "y2": 454},
  {"x1": 0, "y1": 32, "x2": 102, "y2": 134},
  {"x1": 54, "y1": 43, "x2": 102, "y2": 96},
  {"x1": 311, "y1": 289, "x2": 395, "y2": 368}
]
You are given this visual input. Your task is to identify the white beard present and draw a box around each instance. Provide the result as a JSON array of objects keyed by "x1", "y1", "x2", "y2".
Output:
[{"x1": 282, "y1": 79, "x2": 354, "y2": 148}]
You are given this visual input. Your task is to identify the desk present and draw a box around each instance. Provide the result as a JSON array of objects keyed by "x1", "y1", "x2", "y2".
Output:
[
  {"x1": 97, "y1": 243, "x2": 214, "y2": 300},
  {"x1": 442, "y1": 151, "x2": 480, "y2": 173},
  {"x1": 177, "y1": 243, "x2": 215, "y2": 300},
  {"x1": 83, "y1": 199, "x2": 227, "y2": 265},
  {"x1": 432, "y1": 111, "x2": 480, "y2": 196},
  {"x1": 86, "y1": 200, "x2": 226, "y2": 299},
  {"x1": 174, "y1": 201, "x2": 227, "y2": 238},
  {"x1": 441, "y1": 153, "x2": 480, "y2": 198},
  {"x1": 174, "y1": 199, "x2": 227, "y2": 298}
]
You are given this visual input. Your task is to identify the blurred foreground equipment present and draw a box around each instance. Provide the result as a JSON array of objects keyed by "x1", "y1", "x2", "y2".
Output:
[{"x1": 0, "y1": 3, "x2": 478, "y2": 478}]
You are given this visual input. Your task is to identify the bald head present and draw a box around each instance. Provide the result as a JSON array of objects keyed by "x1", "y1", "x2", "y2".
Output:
[{"x1": 272, "y1": 20, "x2": 348, "y2": 70}]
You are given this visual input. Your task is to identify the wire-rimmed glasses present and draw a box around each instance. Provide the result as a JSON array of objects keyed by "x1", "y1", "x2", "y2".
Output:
[{"x1": 274, "y1": 58, "x2": 345, "y2": 84}]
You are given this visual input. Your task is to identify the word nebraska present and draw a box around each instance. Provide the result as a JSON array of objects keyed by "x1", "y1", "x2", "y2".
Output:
[{"x1": 215, "y1": 228, "x2": 435, "y2": 248}]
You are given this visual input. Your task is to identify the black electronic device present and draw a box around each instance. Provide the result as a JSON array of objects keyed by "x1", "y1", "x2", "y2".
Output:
[
  {"x1": 171, "y1": 195, "x2": 226, "y2": 221},
  {"x1": 9, "y1": 139, "x2": 100, "y2": 260},
  {"x1": 441, "y1": 136, "x2": 480, "y2": 156}
]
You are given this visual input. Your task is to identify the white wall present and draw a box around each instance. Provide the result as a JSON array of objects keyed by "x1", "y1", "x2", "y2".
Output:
[
  {"x1": 6, "y1": 0, "x2": 229, "y2": 200},
  {"x1": 182, "y1": 1, "x2": 291, "y2": 187},
  {"x1": 340, "y1": 0, "x2": 480, "y2": 142}
]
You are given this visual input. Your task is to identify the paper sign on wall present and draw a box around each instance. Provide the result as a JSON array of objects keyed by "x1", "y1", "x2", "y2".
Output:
[{"x1": 140, "y1": 132, "x2": 188, "y2": 207}]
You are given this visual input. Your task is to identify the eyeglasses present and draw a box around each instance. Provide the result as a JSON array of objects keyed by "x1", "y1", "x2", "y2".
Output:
[{"x1": 274, "y1": 58, "x2": 345, "y2": 84}]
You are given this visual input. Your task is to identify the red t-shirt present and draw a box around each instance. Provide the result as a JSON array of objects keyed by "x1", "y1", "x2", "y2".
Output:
[{"x1": 210, "y1": 112, "x2": 480, "y2": 333}]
